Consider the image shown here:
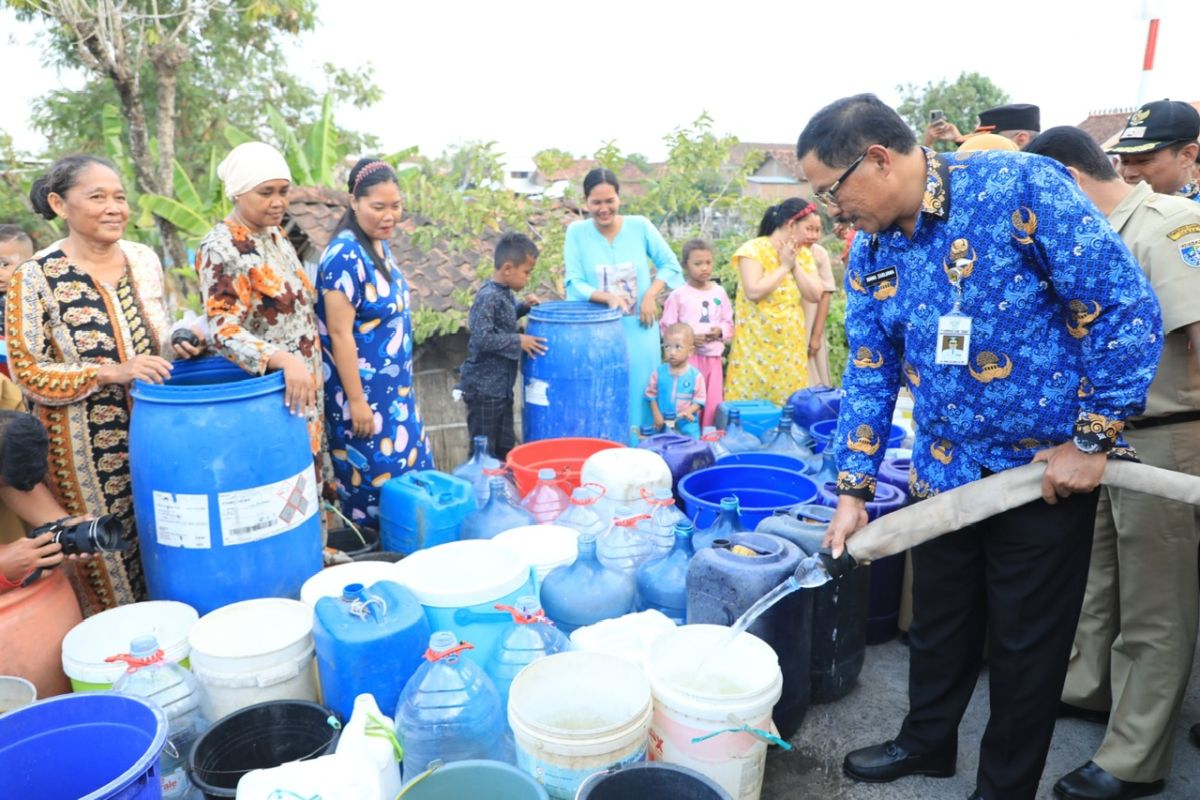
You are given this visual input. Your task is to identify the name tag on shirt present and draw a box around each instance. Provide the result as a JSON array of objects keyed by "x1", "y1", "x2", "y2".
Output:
[
  {"x1": 936, "y1": 313, "x2": 971, "y2": 366},
  {"x1": 864, "y1": 267, "x2": 897, "y2": 287}
]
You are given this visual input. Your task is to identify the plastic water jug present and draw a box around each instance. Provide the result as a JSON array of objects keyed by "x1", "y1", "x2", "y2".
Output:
[
  {"x1": 645, "y1": 488, "x2": 685, "y2": 555},
  {"x1": 556, "y1": 484, "x2": 609, "y2": 540},
  {"x1": 453, "y1": 435, "x2": 503, "y2": 507},
  {"x1": 693, "y1": 496, "x2": 745, "y2": 550},
  {"x1": 759, "y1": 406, "x2": 814, "y2": 456},
  {"x1": 635, "y1": 521, "x2": 695, "y2": 624},
  {"x1": 597, "y1": 507, "x2": 655, "y2": 575},
  {"x1": 541, "y1": 534, "x2": 637, "y2": 634},
  {"x1": 485, "y1": 596, "x2": 571, "y2": 710},
  {"x1": 717, "y1": 400, "x2": 780, "y2": 439},
  {"x1": 334, "y1": 693, "x2": 403, "y2": 800},
  {"x1": 580, "y1": 448, "x2": 672, "y2": 520},
  {"x1": 379, "y1": 470, "x2": 476, "y2": 555},
  {"x1": 395, "y1": 631, "x2": 506, "y2": 781},
  {"x1": 520, "y1": 468, "x2": 570, "y2": 523},
  {"x1": 461, "y1": 476, "x2": 536, "y2": 540},
  {"x1": 313, "y1": 580, "x2": 431, "y2": 722},
  {"x1": 109, "y1": 635, "x2": 207, "y2": 800},
  {"x1": 636, "y1": 433, "x2": 715, "y2": 488},
  {"x1": 810, "y1": 449, "x2": 838, "y2": 487},
  {"x1": 718, "y1": 408, "x2": 761, "y2": 453},
  {"x1": 788, "y1": 386, "x2": 842, "y2": 430},
  {"x1": 700, "y1": 428, "x2": 731, "y2": 461}
]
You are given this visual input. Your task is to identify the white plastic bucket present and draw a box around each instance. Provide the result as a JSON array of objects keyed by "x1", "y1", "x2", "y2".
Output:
[
  {"x1": 492, "y1": 525, "x2": 580, "y2": 590},
  {"x1": 646, "y1": 624, "x2": 783, "y2": 800},
  {"x1": 236, "y1": 751, "x2": 382, "y2": 800},
  {"x1": 187, "y1": 598, "x2": 317, "y2": 722},
  {"x1": 60, "y1": 600, "x2": 199, "y2": 692},
  {"x1": 508, "y1": 651, "x2": 653, "y2": 800},
  {"x1": 300, "y1": 561, "x2": 402, "y2": 608},
  {"x1": 0, "y1": 675, "x2": 37, "y2": 715},
  {"x1": 580, "y1": 449, "x2": 672, "y2": 520}
]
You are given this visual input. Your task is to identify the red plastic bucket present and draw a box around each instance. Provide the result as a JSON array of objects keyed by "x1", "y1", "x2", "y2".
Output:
[{"x1": 506, "y1": 438, "x2": 624, "y2": 496}]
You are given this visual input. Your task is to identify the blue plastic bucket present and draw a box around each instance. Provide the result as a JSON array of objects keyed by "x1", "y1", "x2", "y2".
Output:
[
  {"x1": 523, "y1": 302, "x2": 630, "y2": 443},
  {"x1": 0, "y1": 693, "x2": 167, "y2": 799},
  {"x1": 808, "y1": 420, "x2": 907, "y2": 454},
  {"x1": 130, "y1": 357, "x2": 323, "y2": 616},
  {"x1": 716, "y1": 452, "x2": 815, "y2": 475},
  {"x1": 678, "y1": 465, "x2": 818, "y2": 529},
  {"x1": 400, "y1": 760, "x2": 548, "y2": 799}
]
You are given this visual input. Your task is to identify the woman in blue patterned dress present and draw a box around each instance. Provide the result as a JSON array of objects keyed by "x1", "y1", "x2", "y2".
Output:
[{"x1": 316, "y1": 159, "x2": 433, "y2": 528}]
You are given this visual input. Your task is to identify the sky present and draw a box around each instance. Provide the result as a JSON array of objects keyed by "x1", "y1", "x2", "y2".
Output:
[{"x1": 2, "y1": 0, "x2": 1198, "y2": 166}]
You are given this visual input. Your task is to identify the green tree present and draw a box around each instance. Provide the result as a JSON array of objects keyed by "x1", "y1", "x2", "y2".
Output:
[{"x1": 896, "y1": 71, "x2": 1010, "y2": 150}]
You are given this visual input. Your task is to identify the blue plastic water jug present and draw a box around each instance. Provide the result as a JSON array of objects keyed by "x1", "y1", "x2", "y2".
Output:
[
  {"x1": 453, "y1": 435, "x2": 504, "y2": 506},
  {"x1": 700, "y1": 428, "x2": 732, "y2": 460},
  {"x1": 716, "y1": 400, "x2": 781, "y2": 439},
  {"x1": 484, "y1": 596, "x2": 571, "y2": 710},
  {"x1": 540, "y1": 534, "x2": 636, "y2": 634},
  {"x1": 645, "y1": 488, "x2": 685, "y2": 556},
  {"x1": 693, "y1": 496, "x2": 745, "y2": 550},
  {"x1": 717, "y1": 408, "x2": 761, "y2": 453},
  {"x1": 556, "y1": 484, "x2": 609, "y2": 540},
  {"x1": 637, "y1": 433, "x2": 715, "y2": 489},
  {"x1": 461, "y1": 477, "x2": 536, "y2": 540},
  {"x1": 787, "y1": 386, "x2": 842, "y2": 430},
  {"x1": 596, "y1": 507, "x2": 654, "y2": 575},
  {"x1": 395, "y1": 631, "x2": 507, "y2": 781},
  {"x1": 379, "y1": 470, "x2": 477, "y2": 554},
  {"x1": 759, "y1": 406, "x2": 814, "y2": 456},
  {"x1": 313, "y1": 580, "x2": 431, "y2": 722},
  {"x1": 109, "y1": 635, "x2": 206, "y2": 799},
  {"x1": 635, "y1": 522, "x2": 695, "y2": 624}
]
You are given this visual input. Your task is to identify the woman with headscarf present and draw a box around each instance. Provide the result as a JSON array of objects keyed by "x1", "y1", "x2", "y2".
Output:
[
  {"x1": 7, "y1": 154, "x2": 201, "y2": 614},
  {"x1": 196, "y1": 142, "x2": 325, "y2": 467},
  {"x1": 316, "y1": 158, "x2": 432, "y2": 529}
]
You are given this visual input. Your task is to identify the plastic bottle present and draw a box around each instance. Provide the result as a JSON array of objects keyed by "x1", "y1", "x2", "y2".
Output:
[
  {"x1": 395, "y1": 631, "x2": 507, "y2": 781},
  {"x1": 452, "y1": 435, "x2": 503, "y2": 507},
  {"x1": 635, "y1": 521, "x2": 695, "y2": 624},
  {"x1": 461, "y1": 476, "x2": 535, "y2": 540},
  {"x1": 811, "y1": 448, "x2": 838, "y2": 487},
  {"x1": 760, "y1": 406, "x2": 814, "y2": 457},
  {"x1": 335, "y1": 693, "x2": 403, "y2": 800},
  {"x1": 485, "y1": 596, "x2": 571, "y2": 709},
  {"x1": 596, "y1": 506, "x2": 654, "y2": 575},
  {"x1": 519, "y1": 468, "x2": 570, "y2": 524},
  {"x1": 644, "y1": 488, "x2": 685, "y2": 556},
  {"x1": 540, "y1": 533, "x2": 637, "y2": 634},
  {"x1": 694, "y1": 496, "x2": 746, "y2": 550},
  {"x1": 720, "y1": 408, "x2": 761, "y2": 453},
  {"x1": 701, "y1": 427, "x2": 732, "y2": 460},
  {"x1": 109, "y1": 635, "x2": 207, "y2": 800},
  {"x1": 556, "y1": 484, "x2": 608, "y2": 540}
]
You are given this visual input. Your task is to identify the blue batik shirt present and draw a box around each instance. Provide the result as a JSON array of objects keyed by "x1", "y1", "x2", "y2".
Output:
[{"x1": 834, "y1": 149, "x2": 1164, "y2": 500}]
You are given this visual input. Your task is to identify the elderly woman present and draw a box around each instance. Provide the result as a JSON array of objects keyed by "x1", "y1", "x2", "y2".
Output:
[
  {"x1": 196, "y1": 143, "x2": 326, "y2": 475},
  {"x1": 564, "y1": 168, "x2": 683, "y2": 436},
  {"x1": 724, "y1": 198, "x2": 828, "y2": 406},
  {"x1": 7, "y1": 154, "x2": 200, "y2": 614},
  {"x1": 316, "y1": 158, "x2": 432, "y2": 528}
]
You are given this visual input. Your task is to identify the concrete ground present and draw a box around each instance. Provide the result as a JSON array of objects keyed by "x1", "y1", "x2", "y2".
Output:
[{"x1": 762, "y1": 637, "x2": 1200, "y2": 799}]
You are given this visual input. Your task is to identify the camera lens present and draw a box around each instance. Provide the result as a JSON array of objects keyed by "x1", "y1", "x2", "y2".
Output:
[{"x1": 61, "y1": 515, "x2": 128, "y2": 555}]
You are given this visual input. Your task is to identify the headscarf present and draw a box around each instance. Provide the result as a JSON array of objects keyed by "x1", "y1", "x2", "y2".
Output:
[{"x1": 217, "y1": 142, "x2": 292, "y2": 200}]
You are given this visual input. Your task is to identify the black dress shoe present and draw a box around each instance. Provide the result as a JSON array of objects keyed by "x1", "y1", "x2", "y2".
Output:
[
  {"x1": 1190, "y1": 723, "x2": 1200, "y2": 749},
  {"x1": 1053, "y1": 761, "x2": 1164, "y2": 799},
  {"x1": 1058, "y1": 701, "x2": 1111, "y2": 725},
  {"x1": 843, "y1": 740, "x2": 956, "y2": 783}
]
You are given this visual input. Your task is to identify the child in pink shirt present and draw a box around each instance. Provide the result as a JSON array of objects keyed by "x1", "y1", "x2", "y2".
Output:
[{"x1": 660, "y1": 239, "x2": 733, "y2": 427}]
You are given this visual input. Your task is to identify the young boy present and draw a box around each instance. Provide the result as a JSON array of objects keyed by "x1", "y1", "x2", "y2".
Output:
[
  {"x1": 0, "y1": 226, "x2": 34, "y2": 337},
  {"x1": 458, "y1": 232, "x2": 546, "y2": 460},
  {"x1": 647, "y1": 322, "x2": 706, "y2": 438}
]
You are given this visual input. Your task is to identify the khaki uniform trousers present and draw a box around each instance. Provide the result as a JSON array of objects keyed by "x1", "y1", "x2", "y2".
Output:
[{"x1": 1062, "y1": 420, "x2": 1200, "y2": 782}]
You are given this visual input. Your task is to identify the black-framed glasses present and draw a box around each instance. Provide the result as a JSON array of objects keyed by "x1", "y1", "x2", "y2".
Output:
[{"x1": 814, "y1": 150, "x2": 868, "y2": 207}]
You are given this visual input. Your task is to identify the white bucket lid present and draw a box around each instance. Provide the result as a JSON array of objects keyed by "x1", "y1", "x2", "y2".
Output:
[
  {"x1": 188, "y1": 598, "x2": 313, "y2": 662},
  {"x1": 492, "y1": 525, "x2": 580, "y2": 579},
  {"x1": 61, "y1": 600, "x2": 199, "y2": 685},
  {"x1": 300, "y1": 562, "x2": 403, "y2": 608},
  {"x1": 392, "y1": 540, "x2": 529, "y2": 608}
]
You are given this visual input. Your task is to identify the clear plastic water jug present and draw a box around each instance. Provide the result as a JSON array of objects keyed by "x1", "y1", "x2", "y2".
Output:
[
  {"x1": 760, "y1": 406, "x2": 814, "y2": 457},
  {"x1": 556, "y1": 484, "x2": 608, "y2": 540},
  {"x1": 395, "y1": 631, "x2": 507, "y2": 781},
  {"x1": 519, "y1": 468, "x2": 570, "y2": 524},
  {"x1": 485, "y1": 596, "x2": 571, "y2": 710},
  {"x1": 461, "y1": 476, "x2": 536, "y2": 540},
  {"x1": 694, "y1": 495, "x2": 746, "y2": 550},
  {"x1": 720, "y1": 408, "x2": 761, "y2": 453},
  {"x1": 540, "y1": 533, "x2": 636, "y2": 634},
  {"x1": 645, "y1": 488, "x2": 685, "y2": 556},
  {"x1": 701, "y1": 428, "x2": 732, "y2": 460},
  {"x1": 453, "y1": 435, "x2": 503, "y2": 507},
  {"x1": 635, "y1": 521, "x2": 695, "y2": 624},
  {"x1": 597, "y1": 506, "x2": 655, "y2": 575},
  {"x1": 109, "y1": 635, "x2": 207, "y2": 800}
]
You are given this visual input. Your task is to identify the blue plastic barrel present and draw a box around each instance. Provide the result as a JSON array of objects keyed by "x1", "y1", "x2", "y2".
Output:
[
  {"x1": 809, "y1": 419, "x2": 906, "y2": 454},
  {"x1": 523, "y1": 302, "x2": 629, "y2": 443},
  {"x1": 678, "y1": 465, "x2": 818, "y2": 529},
  {"x1": 130, "y1": 357, "x2": 323, "y2": 616},
  {"x1": 312, "y1": 580, "x2": 431, "y2": 722},
  {"x1": 716, "y1": 452, "x2": 815, "y2": 475},
  {"x1": 379, "y1": 470, "x2": 476, "y2": 554},
  {"x1": 0, "y1": 693, "x2": 167, "y2": 799},
  {"x1": 714, "y1": 400, "x2": 781, "y2": 438}
]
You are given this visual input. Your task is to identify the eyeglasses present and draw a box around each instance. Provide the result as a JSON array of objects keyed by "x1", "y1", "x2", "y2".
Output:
[{"x1": 814, "y1": 150, "x2": 868, "y2": 208}]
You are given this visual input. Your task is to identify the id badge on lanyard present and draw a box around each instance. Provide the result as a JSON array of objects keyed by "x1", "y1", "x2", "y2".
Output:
[{"x1": 935, "y1": 261, "x2": 972, "y2": 366}]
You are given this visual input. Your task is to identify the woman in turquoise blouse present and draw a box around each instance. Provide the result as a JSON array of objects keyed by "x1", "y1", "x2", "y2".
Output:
[{"x1": 564, "y1": 168, "x2": 683, "y2": 438}]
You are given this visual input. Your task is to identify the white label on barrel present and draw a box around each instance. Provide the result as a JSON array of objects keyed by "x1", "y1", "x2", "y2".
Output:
[
  {"x1": 525, "y1": 378, "x2": 549, "y2": 406},
  {"x1": 218, "y1": 465, "x2": 319, "y2": 546},
  {"x1": 153, "y1": 491, "x2": 211, "y2": 548}
]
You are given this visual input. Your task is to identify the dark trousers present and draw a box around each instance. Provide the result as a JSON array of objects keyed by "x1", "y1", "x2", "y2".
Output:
[
  {"x1": 465, "y1": 393, "x2": 517, "y2": 461},
  {"x1": 896, "y1": 487, "x2": 1099, "y2": 800}
]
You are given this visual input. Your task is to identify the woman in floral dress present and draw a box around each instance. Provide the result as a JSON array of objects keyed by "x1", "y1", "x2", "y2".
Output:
[{"x1": 316, "y1": 158, "x2": 432, "y2": 528}]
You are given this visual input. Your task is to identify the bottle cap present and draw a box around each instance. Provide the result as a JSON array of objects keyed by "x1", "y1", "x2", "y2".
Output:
[{"x1": 537, "y1": 468, "x2": 556, "y2": 480}]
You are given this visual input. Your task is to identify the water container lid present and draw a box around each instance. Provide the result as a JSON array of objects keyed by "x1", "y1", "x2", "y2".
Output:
[
  {"x1": 493, "y1": 525, "x2": 580, "y2": 573},
  {"x1": 393, "y1": 540, "x2": 531, "y2": 608},
  {"x1": 130, "y1": 635, "x2": 160, "y2": 656}
]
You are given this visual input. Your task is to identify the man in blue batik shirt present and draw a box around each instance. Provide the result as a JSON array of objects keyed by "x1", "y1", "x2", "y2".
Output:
[{"x1": 797, "y1": 94, "x2": 1163, "y2": 800}]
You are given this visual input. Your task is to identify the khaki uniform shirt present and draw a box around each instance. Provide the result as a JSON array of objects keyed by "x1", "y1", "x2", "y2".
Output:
[{"x1": 1108, "y1": 181, "x2": 1200, "y2": 418}]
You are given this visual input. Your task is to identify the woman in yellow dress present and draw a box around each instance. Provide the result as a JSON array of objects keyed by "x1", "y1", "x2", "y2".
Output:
[{"x1": 724, "y1": 198, "x2": 828, "y2": 406}]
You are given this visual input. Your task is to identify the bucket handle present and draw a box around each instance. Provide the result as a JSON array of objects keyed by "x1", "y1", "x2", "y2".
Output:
[
  {"x1": 452, "y1": 607, "x2": 510, "y2": 626},
  {"x1": 574, "y1": 767, "x2": 616, "y2": 799},
  {"x1": 396, "y1": 759, "x2": 443, "y2": 797},
  {"x1": 689, "y1": 714, "x2": 792, "y2": 750}
]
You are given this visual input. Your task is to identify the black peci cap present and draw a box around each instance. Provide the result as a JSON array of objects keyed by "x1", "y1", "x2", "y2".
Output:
[
  {"x1": 978, "y1": 103, "x2": 1041, "y2": 133},
  {"x1": 1108, "y1": 100, "x2": 1200, "y2": 154}
]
